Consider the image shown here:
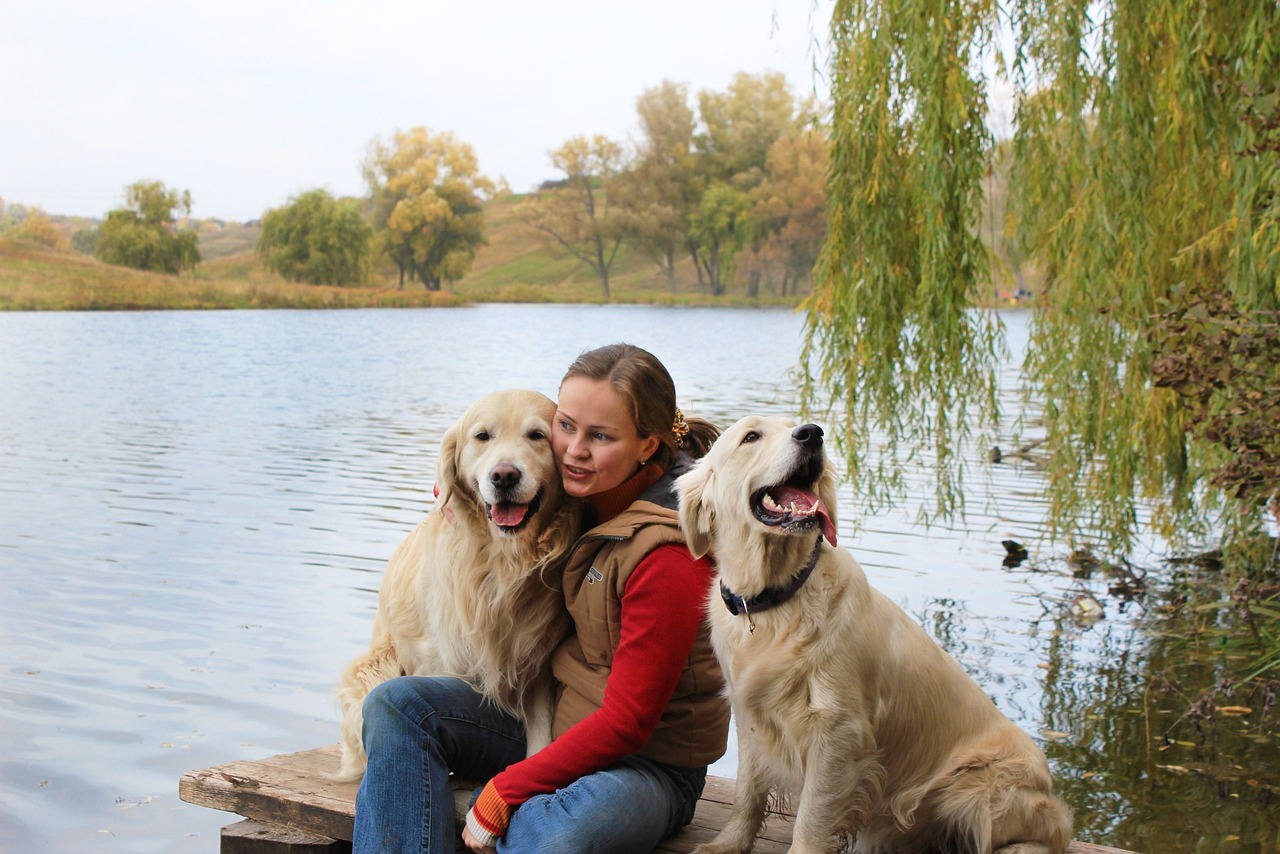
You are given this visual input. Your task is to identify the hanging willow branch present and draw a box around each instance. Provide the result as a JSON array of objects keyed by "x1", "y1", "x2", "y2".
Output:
[
  {"x1": 808, "y1": 0, "x2": 1280, "y2": 551},
  {"x1": 803, "y1": 0, "x2": 1004, "y2": 523}
]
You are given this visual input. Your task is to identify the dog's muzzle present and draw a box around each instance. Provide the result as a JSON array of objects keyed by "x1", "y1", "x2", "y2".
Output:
[
  {"x1": 749, "y1": 424, "x2": 836, "y2": 545},
  {"x1": 485, "y1": 465, "x2": 544, "y2": 534}
]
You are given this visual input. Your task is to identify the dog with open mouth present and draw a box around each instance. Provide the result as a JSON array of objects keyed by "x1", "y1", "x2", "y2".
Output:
[
  {"x1": 677, "y1": 415, "x2": 1072, "y2": 854},
  {"x1": 334, "y1": 389, "x2": 580, "y2": 781}
]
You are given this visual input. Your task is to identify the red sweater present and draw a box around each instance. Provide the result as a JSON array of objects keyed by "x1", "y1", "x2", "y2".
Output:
[{"x1": 466, "y1": 470, "x2": 714, "y2": 843}]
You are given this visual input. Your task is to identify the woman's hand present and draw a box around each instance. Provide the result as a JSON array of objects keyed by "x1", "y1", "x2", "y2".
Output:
[{"x1": 462, "y1": 825, "x2": 497, "y2": 853}]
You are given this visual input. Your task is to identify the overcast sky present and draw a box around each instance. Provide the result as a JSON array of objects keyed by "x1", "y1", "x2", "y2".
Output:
[{"x1": 2, "y1": 1, "x2": 834, "y2": 223}]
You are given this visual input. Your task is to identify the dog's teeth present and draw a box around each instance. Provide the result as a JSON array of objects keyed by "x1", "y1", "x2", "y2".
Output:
[{"x1": 763, "y1": 494, "x2": 781, "y2": 512}]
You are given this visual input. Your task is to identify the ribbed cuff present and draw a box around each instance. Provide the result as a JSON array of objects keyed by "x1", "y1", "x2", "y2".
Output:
[{"x1": 465, "y1": 780, "x2": 511, "y2": 846}]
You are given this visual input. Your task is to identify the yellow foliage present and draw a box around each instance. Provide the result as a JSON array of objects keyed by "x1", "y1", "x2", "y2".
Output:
[{"x1": 11, "y1": 209, "x2": 71, "y2": 252}]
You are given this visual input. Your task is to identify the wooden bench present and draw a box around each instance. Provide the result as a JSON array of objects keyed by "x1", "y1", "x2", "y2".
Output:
[{"x1": 180, "y1": 744, "x2": 1134, "y2": 853}]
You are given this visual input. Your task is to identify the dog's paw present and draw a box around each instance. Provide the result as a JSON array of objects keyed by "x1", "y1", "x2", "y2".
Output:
[{"x1": 690, "y1": 843, "x2": 751, "y2": 854}]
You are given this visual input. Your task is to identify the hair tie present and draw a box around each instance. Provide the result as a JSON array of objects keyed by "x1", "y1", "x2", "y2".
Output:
[{"x1": 671, "y1": 407, "x2": 690, "y2": 448}]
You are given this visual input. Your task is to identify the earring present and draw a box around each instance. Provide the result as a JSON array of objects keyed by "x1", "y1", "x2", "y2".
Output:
[{"x1": 639, "y1": 457, "x2": 648, "y2": 466}]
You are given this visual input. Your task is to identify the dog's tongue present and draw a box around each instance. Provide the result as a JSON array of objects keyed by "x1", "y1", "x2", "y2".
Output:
[
  {"x1": 491, "y1": 502, "x2": 530, "y2": 528},
  {"x1": 770, "y1": 486, "x2": 837, "y2": 545}
]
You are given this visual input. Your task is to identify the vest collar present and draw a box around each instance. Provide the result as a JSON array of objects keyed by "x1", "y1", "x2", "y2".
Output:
[{"x1": 719, "y1": 535, "x2": 823, "y2": 631}]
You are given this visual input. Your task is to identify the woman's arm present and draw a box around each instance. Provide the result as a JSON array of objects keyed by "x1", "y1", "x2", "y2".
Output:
[{"x1": 465, "y1": 544, "x2": 712, "y2": 841}]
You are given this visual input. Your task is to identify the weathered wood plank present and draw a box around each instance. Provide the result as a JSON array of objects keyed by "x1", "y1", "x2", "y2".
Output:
[
  {"x1": 181, "y1": 745, "x2": 1138, "y2": 853},
  {"x1": 220, "y1": 819, "x2": 348, "y2": 853},
  {"x1": 181, "y1": 747, "x2": 359, "y2": 842}
]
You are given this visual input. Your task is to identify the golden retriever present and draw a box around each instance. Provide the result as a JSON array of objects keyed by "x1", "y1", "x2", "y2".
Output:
[
  {"x1": 677, "y1": 416, "x2": 1072, "y2": 854},
  {"x1": 335, "y1": 389, "x2": 579, "y2": 780}
]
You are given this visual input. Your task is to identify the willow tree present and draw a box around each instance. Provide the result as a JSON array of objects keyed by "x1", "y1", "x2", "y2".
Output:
[
  {"x1": 258, "y1": 189, "x2": 372, "y2": 285},
  {"x1": 807, "y1": 0, "x2": 1280, "y2": 553},
  {"x1": 95, "y1": 180, "x2": 200, "y2": 275}
]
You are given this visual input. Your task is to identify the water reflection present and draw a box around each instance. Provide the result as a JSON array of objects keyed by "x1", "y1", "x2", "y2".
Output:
[
  {"x1": 0, "y1": 305, "x2": 1274, "y2": 852},
  {"x1": 1043, "y1": 568, "x2": 1279, "y2": 852}
]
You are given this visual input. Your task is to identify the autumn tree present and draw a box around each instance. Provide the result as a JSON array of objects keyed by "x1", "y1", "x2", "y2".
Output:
[
  {"x1": 257, "y1": 189, "x2": 372, "y2": 285},
  {"x1": 808, "y1": 0, "x2": 1280, "y2": 559},
  {"x1": 363, "y1": 127, "x2": 496, "y2": 290},
  {"x1": 697, "y1": 71, "x2": 810, "y2": 191},
  {"x1": 614, "y1": 81, "x2": 702, "y2": 292},
  {"x1": 687, "y1": 183, "x2": 752, "y2": 296},
  {"x1": 517, "y1": 135, "x2": 626, "y2": 299},
  {"x1": 7, "y1": 208, "x2": 72, "y2": 252},
  {"x1": 689, "y1": 71, "x2": 811, "y2": 293},
  {"x1": 747, "y1": 129, "x2": 829, "y2": 296},
  {"x1": 0, "y1": 197, "x2": 17, "y2": 229},
  {"x1": 94, "y1": 180, "x2": 200, "y2": 274}
]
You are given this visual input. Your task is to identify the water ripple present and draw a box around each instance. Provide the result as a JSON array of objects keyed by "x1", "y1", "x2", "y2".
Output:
[{"x1": 0, "y1": 306, "x2": 1211, "y2": 852}]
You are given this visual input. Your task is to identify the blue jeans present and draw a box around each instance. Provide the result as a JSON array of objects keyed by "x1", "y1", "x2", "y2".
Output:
[{"x1": 352, "y1": 676, "x2": 704, "y2": 854}]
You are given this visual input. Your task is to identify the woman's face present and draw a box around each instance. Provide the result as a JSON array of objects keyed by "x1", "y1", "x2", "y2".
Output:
[{"x1": 553, "y1": 377, "x2": 660, "y2": 499}]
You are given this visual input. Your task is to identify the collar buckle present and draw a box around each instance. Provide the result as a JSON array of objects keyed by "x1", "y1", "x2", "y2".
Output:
[{"x1": 719, "y1": 535, "x2": 824, "y2": 629}]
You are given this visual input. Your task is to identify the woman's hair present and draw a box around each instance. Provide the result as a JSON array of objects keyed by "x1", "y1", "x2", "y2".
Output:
[{"x1": 561, "y1": 343, "x2": 719, "y2": 466}]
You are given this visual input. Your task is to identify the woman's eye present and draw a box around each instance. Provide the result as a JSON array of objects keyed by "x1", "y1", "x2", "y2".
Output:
[
  {"x1": 742, "y1": 431, "x2": 761, "y2": 444},
  {"x1": 476, "y1": 431, "x2": 490, "y2": 442}
]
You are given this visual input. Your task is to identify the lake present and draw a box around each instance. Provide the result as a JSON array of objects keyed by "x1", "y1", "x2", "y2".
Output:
[{"x1": 0, "y1": 305, "x2": 1274, "y2": 852}]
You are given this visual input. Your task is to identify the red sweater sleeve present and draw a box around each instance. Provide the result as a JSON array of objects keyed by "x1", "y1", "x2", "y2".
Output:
[{"x1": 489, "y1": 543, "x2": 713, "y2": 807}]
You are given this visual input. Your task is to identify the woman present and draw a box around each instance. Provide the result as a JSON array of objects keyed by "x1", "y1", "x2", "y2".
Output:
[{"x1": 352, "y1": 343, "x2": 730, "y2": 853}]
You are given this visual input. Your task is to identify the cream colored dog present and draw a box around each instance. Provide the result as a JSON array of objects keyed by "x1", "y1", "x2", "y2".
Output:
[
  {"x1": 677, "y1": 416, "x2": 1072, "y2": 854},
  {"x1": 335, "y1": 389, "x2": 579, "y2": 780}
]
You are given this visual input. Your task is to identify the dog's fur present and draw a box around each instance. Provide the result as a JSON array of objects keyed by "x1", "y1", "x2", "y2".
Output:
[
  {"x1": 335, "y1": 389, "x2": 579, "y2": 780},
  {"x1": 677, "y1": 416, "x2": 1073, "y2": 854}
]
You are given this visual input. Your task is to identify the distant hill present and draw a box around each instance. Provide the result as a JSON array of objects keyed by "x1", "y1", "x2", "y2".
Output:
[
  {"x1": 183, "y1": 196, "x2": 724, "y2": 303},
  {"x1": 183, "y1": 196, "x2": 731, "y2": 302},
  {"x1": 448, "y1": 195, "x2": 718, "y2": 303},
  {"x1": 197, "y1": 221, "x2": 261, "y2": 260},
  {"x1": 8, "y1": 172, "x2": 1034, "y2": 308},
  {"x1": 0, "y1": 237, "x2": 459, "y2": 310}
]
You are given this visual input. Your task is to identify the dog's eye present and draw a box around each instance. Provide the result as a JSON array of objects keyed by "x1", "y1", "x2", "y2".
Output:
[
  {"x1": 741, "y1": 431, "x2": 761, "y2": 444},
  {"x1": 475, "y1": 431, "x2": 490, "y2": 442},
  {"x1": 527, "y1": 429, "x2": 546, "y2": 441}
]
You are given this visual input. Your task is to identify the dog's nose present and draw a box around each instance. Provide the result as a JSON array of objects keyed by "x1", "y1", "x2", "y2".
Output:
[
  {"x1": 490, "y1": 465, "x2": 522, "y2": 490},
  {"x1": 792, "y1": 423, "x2": 824, "y2": 450}
]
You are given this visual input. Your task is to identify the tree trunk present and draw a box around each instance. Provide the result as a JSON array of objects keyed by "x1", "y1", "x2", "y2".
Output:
[
  {"x1": 593, "y1": 236, "x2": 609, "y2": 300},
  {"x1": 688, "y1": 243, "x2": 706, "y2": 293}
]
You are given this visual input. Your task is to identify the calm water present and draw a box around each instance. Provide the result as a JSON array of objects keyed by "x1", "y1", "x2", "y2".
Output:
[{"x1": 0, "y1": 305, "x2": 1274, "y2": 852}]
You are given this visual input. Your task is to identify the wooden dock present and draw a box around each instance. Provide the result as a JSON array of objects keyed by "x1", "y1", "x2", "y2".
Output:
[{"x1": 180, "y1": 744, "x2": 1135, "y2": 853}]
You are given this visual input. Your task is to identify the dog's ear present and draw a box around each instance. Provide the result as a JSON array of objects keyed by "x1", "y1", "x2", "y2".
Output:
[
  {"x1": 676, "y1": 462, "x2": 715, "y2": 560},
  {"x1": 434, "y1": 421, "x2": 461, "y2": 510},
  {"x1": 818, "y1": 460, "x2": 839, "y2": 533}
]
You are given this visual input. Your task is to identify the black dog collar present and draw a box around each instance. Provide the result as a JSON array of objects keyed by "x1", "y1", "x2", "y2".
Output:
[{"x1": 720, "y1": 535, "x2": 823, "y2": 632}]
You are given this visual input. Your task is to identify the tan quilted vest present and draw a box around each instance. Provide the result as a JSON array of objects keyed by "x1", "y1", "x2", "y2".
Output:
[{"x1": 550, "y1": 501, "x2": 730, "y2": 768}]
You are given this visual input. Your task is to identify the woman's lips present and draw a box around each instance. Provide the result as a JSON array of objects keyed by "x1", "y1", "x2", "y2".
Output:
[{"x1": 563, "y1": 462, "x2": 592, "y2": 481}]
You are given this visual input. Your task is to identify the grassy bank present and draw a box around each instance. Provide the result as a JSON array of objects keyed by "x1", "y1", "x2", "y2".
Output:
[
  {"x1": 4, "y1": 194, "x2": 1027, "y2": 310},
  {"x1": 0, "y1": 238, "x2": 463, "y2": 310}
]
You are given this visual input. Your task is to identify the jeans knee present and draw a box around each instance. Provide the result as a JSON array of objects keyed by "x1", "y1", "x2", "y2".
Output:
[
  {"x1": 501, "y1": 767, "x2": 678, "y2": 854},
  {"x1": 362, "y1": 678, "x2": 398, "y2": 719},
  {"x1": 361, "y1": 678, "x2": 429, "y2": 740}
]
